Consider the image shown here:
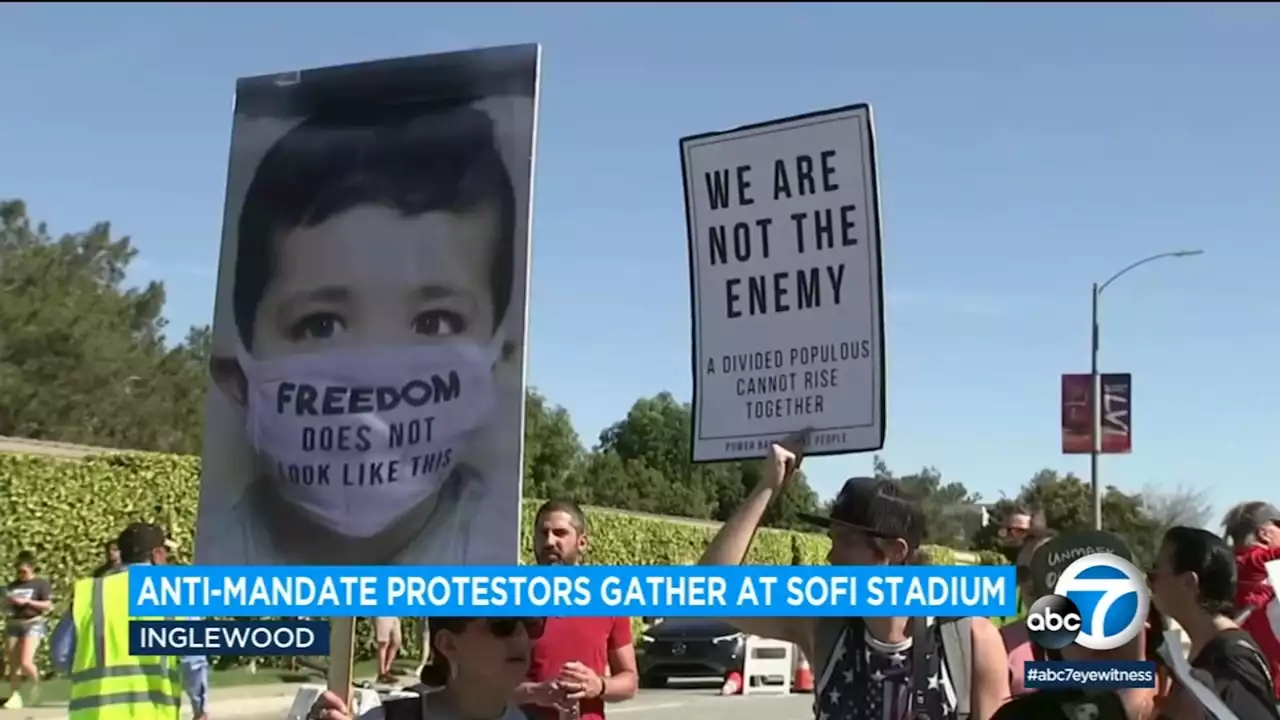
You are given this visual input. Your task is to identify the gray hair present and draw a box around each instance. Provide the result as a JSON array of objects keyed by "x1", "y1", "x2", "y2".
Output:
[{"x1": 1220, "y1": 501, "x2": 1280, "y2": 547}]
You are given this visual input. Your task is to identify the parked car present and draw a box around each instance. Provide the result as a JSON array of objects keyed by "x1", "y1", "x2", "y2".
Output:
[{"x1": 636, "y1": 619, "x2": 745, "y2": 688}]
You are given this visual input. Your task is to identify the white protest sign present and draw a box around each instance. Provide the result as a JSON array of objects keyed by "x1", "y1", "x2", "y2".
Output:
[{"x1": 681, "y1": 105, "x2": 885, "y2": 463}]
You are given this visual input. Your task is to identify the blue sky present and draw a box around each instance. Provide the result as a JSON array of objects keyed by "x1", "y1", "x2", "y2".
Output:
[{"x1": 3, "y1": 3, "x2": 1277, "y2": 525}]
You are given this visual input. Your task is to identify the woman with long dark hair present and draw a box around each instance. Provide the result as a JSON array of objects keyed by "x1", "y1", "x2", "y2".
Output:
[
  {"x1": 310, "y1": 617, "x2": 546, "y2": 720},
  {"x1": 4, "y1": 551, "x2": 53, "y2": 707}
]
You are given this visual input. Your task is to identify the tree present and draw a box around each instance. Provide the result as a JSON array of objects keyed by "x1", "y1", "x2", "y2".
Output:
[
  {"x1": 577, "y1": 450, "x2": 716, "y2": 518},
  {"x1": 0, "y1": 200, "x2": 208, "y2": 454},
  {"x1": 969, "y1": 497, "x2": 1024, "y2": 554},
  {"x1": 521, "y1": 388, "x2": 584, "y2": 500},
  {"x1": 2, "y1": 201, "x2": 1199, "y2": 552},
  {"x1": 1141, "y1": 483, "x2": 1213, "y2": 531},
  {"x1": 590, "y1": 393, "x2": 821, "y2": 528},
  {"x1": 976, "y1": 469, "x2": 1163, "y2": 567}
]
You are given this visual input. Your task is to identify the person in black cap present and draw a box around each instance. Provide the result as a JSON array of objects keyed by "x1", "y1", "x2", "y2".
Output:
[
  {"x1": 994, "y1": 530, "x2": 1162, "y2": 720},
  {"x1": 699, "y1": 440, "x2": 1010, "y2": 720},
  {"x1": 48, "y1": 523, "x2": 210, "y2": 720},
  {"x1": 116, "y1": 523, "x2": 171, "y2": 566}
]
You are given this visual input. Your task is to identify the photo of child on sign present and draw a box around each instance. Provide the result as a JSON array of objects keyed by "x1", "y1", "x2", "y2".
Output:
[
  {"x1": 680, "y1": 104, "x2": 886, "y2": 463},
  {"x1": 195, "y1": 45, "x2": 540, "y2": 566}
]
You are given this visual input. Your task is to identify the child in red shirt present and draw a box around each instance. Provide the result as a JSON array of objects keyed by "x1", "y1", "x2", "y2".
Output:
[{"x1": 1223, "y1": 501, "x2": 1280, "y2": 700}]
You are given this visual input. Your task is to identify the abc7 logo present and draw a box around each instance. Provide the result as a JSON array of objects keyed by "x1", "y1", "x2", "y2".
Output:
[{"x1": 1026, "y1": 553, "x2": 1149, "y2": 651}]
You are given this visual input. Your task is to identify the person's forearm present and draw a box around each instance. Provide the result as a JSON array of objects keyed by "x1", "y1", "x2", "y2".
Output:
[
  {"x1": 28, "y1": 600, "x2": 53, "y2": 612},
  {"x1": 699, "y1": 482, "x2": 777, "y2": 565},
  {"x1": 601, "y1": 671, "x2": 637, "y2": 702}
]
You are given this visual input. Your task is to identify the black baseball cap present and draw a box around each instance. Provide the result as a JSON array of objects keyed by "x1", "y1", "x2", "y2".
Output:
[
  {"x1": 799, "y1": 476, "x2": 925, "y2": 549},
  {"x1": 117, "y1": 523, "x2": 168, "y2": 559}
]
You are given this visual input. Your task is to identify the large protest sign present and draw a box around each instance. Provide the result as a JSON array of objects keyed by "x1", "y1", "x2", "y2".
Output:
[
  {"x1": 680, "y1": 105, "x2": 885, "y2": 463},
  {"x1": 195, "y1": 45, "x2": 541, "y2": 568}
]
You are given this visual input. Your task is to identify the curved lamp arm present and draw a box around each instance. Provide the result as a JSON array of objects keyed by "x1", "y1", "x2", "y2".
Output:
[{"x1": 1097, "y1": 250, "x2": 1204, "y2": 296}]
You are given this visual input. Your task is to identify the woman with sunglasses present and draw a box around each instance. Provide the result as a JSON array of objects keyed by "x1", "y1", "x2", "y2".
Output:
[{"x1": 310, "y1": 617, "x2": 547, "y2": 720}]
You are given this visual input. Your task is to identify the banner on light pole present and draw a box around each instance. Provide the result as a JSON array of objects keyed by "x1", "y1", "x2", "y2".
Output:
[{"x1": 1061, "y1": 373, "x2": 1131, "y2": 454}]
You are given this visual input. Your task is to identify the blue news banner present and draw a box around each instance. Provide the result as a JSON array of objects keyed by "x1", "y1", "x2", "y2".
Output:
[{"x1": 128, "y1": 565, "x2": 1016, "y2": 618}]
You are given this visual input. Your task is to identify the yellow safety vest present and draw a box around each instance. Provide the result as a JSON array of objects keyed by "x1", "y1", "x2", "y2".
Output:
[{"x1": 69, "y1": 572, "x2": 183, "y2": 720}]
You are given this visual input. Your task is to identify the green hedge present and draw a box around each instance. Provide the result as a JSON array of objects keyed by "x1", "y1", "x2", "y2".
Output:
[{"x1": 0, "y1": 452, "x2": 1005, "y2": 675}]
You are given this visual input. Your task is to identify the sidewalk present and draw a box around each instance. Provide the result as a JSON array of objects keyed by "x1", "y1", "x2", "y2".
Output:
[{"x1": 0, "y1": 682, "x2": 300, "y2": 720}]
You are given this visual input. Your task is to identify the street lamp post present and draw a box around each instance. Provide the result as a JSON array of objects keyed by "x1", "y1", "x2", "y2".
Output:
[{"x1": 1090, "y1": 250, "x2": 1204, "y2": 530}]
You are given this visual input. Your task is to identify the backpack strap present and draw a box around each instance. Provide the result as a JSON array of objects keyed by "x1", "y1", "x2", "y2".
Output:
[
  {"x1": 813, "y1": 618, "x2": 860, "y2": 719},
  {"x1": 1230, "y1": 636, "x2": 1278, "y2": 711},
  {"x1": 814, "y1": 616, "x2": 855, "y2": 693},
  {"x1": 911, "y1": 618, "x2": 946, "y2": 720},
  {"x1": 939, "y1": 617, "x2": 973, "y2": 720}
]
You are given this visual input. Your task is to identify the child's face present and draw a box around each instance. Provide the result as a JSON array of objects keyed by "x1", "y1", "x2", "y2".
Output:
[{"x1": 251, "y1": 203, "x2": 500, "y2": 359}]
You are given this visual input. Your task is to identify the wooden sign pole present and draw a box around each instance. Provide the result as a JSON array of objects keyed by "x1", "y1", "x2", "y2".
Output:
[{"x1": 327, "y1": 618, "x2": 357, "y2": 710}]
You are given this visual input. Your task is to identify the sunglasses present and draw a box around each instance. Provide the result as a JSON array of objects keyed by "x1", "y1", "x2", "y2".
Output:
[{"x1": 484, "y1": 618, "x2": 545, "y2": 640}]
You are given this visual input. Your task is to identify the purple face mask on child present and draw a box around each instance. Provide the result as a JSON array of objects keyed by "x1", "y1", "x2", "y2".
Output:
[{"x1": 237, "y1": 340, "x2": 500, "y2": 538}]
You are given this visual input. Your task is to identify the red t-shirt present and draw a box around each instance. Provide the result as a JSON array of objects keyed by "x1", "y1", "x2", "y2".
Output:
[
  {"x1": 1235, "y1": 545, "x2": 1280, "y2": 700},
  {"x1": 1235, "y1": 545, "x2": 1280, "y2": 611},
  {"x1": 524, "y1": 616, "x2": 632, "y2": 720}
]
